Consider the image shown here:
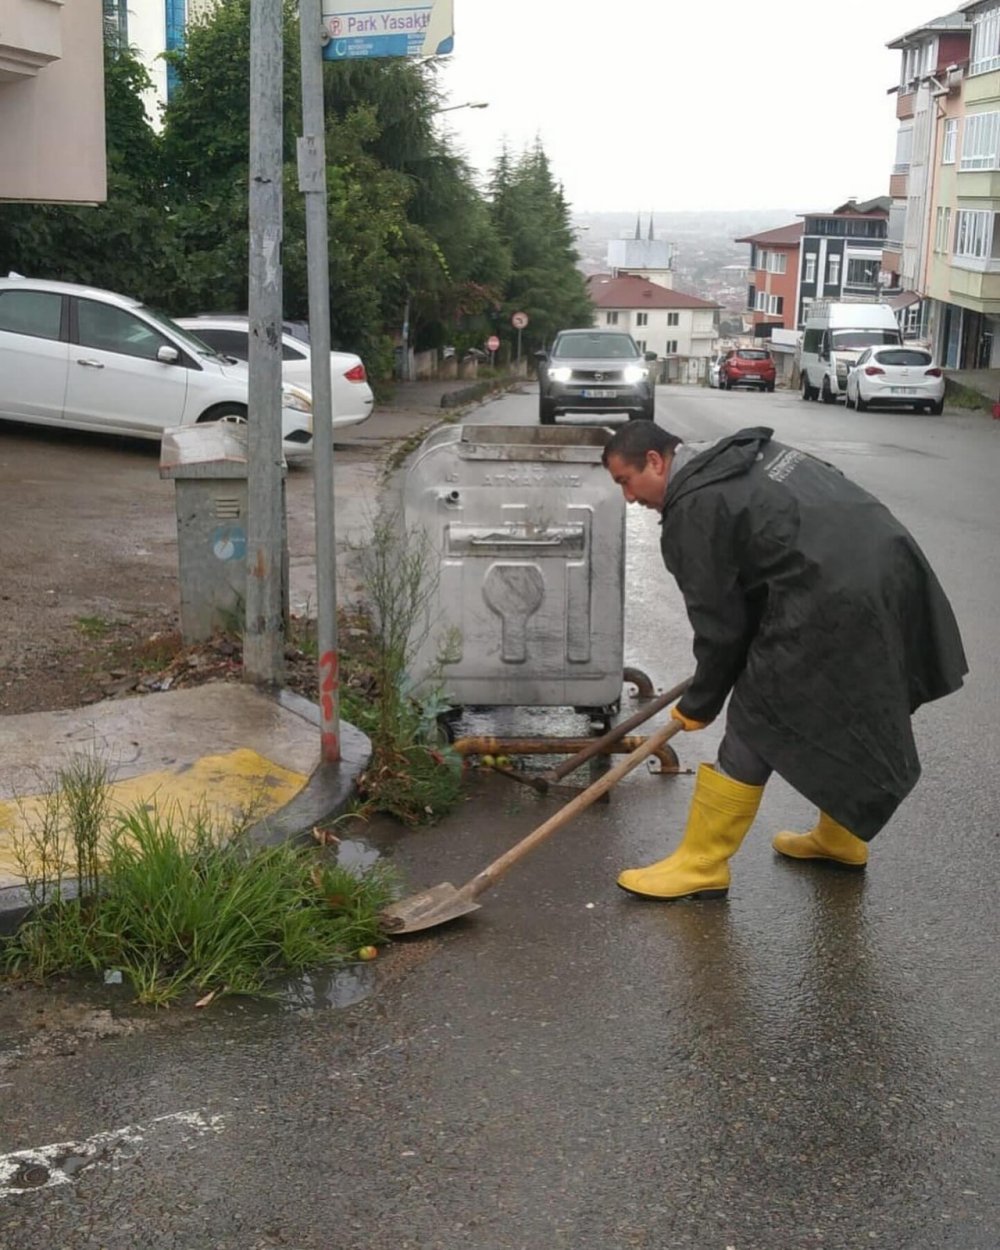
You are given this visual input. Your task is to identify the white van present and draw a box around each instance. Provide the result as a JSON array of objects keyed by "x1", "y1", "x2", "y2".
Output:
[{"x1": 798, "y1": 301, "x2": 902, "y2": 404}]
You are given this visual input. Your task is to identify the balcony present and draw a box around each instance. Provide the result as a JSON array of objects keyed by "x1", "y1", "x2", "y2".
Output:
[
  {"x1": 896, "y1": 90, "x2": 915, "y2": 120},
  {"x1": 948, "y1": 262, "x2": 1000, "y2": 311},
  {"x1": 0, "y1": 0, "x2": 63, "y2": 82},
  {"x1": 964, "y1": 67, "x2": 1000, "y2": 105}
]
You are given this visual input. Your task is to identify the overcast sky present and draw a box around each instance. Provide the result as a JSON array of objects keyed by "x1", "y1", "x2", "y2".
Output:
[{"x1": 436, "y1": 0, "x2": 946, "y2": 214}]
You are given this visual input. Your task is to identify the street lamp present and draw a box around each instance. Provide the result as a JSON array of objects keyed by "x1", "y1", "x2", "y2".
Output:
[{"x1": 434, "y1": 101, "x2": 489, "y2": 114}]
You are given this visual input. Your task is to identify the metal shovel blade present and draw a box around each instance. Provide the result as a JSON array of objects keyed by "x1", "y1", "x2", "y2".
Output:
[{"x1": 380, "y1": 883, "x2": 481, "y2": 934}]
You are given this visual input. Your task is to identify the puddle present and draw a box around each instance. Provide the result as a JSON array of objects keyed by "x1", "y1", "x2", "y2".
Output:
[{"x1": 269, "y1": 964, "x2": 376, "y2": 1013}]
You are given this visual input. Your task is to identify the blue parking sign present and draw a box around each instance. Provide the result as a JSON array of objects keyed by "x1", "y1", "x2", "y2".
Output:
[{"x1": 322, "y1": 1, "x2": 454, "y2": 60}]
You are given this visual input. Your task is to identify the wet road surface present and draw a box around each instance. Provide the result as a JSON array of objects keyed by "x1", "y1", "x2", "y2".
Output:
[{"x1": 1, "y1": 384, "x2": 998, "y2": 1249}]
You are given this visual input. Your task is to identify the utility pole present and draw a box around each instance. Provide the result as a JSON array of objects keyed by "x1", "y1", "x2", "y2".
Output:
[
  {"x1": 298, "y1": 0, "x2": 341, "y2": 762},
  {"x1": 244, "y1": 0, "x2": 286, "y2": 686}
]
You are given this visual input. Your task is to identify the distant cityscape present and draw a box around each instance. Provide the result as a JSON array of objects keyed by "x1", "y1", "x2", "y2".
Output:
[{"x1": 572, "y1": 209, "x2": 798, "y2": 330}]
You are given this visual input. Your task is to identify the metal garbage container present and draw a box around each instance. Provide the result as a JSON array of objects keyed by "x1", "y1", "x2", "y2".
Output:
[
  {"x1": 159, "y1": 423, "x2": 287, "y2": 644},
  {"x1": 394, "y1": 423, "x2": 625, "y2": 713}
]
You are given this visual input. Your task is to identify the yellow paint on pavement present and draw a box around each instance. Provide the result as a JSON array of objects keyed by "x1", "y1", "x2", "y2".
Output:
[{"x1": 0, "y1": 749, "x2": 307, "y2": 888}]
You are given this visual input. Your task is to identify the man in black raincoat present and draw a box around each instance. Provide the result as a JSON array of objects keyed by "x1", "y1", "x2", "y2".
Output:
[{"x1": 602, "y1": 422, "x2": 967, "y2": 901}]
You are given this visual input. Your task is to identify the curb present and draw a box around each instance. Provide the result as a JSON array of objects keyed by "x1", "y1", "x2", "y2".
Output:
[
  {"x1": 438, "y1": 376, "x2": 525, "y2": 409},
  {"x1": 0, "y1": 691, "x2": 372, "y2": 937}
]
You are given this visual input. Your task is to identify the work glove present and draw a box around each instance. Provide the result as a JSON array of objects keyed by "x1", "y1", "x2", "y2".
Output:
[{"x1": 670, "y1": 704, "x2": 710, "y2": 732}]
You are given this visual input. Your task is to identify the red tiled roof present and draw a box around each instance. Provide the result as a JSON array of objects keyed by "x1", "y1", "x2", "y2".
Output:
[
  {"x1": 587, "y1": 274, "x2": 719, "y2": 310},
  {"x1": 734, "y1": 222, "x2": 803, "y2": 247}
]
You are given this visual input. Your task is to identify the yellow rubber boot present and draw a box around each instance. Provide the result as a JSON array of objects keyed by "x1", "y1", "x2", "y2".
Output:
[
  {"x1": 772, "y1": 811, "x2": 869, "y2": 868},
  {"x1": 617, "y1": 763, "x2": 764, "y2": 900}
]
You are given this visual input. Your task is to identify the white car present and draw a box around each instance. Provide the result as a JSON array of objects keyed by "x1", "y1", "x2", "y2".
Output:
[
  {"x1": 0, "y1": 276, "x2": 317, "y2": 460},
  {"x1": 177, "y1": 314, "x2": 374, "y2": 428},
  {"x1": 845, "y1": 346, "x2": 945, "y2": 415}
]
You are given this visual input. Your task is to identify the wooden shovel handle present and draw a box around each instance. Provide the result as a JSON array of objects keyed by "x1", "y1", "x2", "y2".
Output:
[{"x1": 460, "y1": 717, "x2": 686, "y2": 903}]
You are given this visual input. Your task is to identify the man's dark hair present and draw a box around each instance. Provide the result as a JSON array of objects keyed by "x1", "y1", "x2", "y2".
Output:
[{"x1": 601, "y1": 422, "x2": 682, "y2": 469}]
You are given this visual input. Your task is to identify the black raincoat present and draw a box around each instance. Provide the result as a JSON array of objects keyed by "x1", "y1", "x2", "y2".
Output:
[{"x1": 665, "y1": 427, "x2": 967, "y2": 840}]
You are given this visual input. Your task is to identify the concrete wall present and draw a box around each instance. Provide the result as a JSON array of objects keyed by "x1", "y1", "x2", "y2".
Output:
[{"x1": 0, "y1": 0, "x2": 106, "y2": 203}]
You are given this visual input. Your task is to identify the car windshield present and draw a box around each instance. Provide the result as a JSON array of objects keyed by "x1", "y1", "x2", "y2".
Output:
[
  {"x1": 736, "y1": 350, "x2": 769, "y2": 360},
  {"x1": 139, "y1": 304, "x2": 230, "y2": 360},
  {"x1": 873, "y1": 348, "x2": 932, "y2": 367},
  {"x1": 832, "y1": 329, "x2": 901, "y2": 350},
  {"x1": 552, "y1": 333, "x2": 638, "y2": 360}
]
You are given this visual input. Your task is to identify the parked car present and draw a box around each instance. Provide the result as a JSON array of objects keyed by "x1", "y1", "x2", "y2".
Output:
[
  {"x1": 0, "y1": 276, "x2": 317, "y2": 460},
  {"x1": 176, "y1": 314, "x2": 374, "y2": 428},
  {"x1": 707, "y1": 354, "x2": 725, "y2": 389},
  {"x1": 719, "y1": 348, "x2": 776, "y2": 392},
  {"x1": 535, "y1": 329, "x2": 657, "y2": 424},
  {"x1": 845, "y1": 346, "x2": 944, "y2": 415}
]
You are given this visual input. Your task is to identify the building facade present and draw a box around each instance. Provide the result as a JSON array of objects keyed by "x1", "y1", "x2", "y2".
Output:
[
  {"x1": 0, "y1": 0, "x2": 106, "y2": 203},
  {"x1": 735, "y1": 222, "x2": 803, "y2": 331},
  {"x1": 796, "y1": 199, "x2": 891, "y2": 329},
  {"x1": 103, "y1": 0, "x2": 215, "y2": 122}
]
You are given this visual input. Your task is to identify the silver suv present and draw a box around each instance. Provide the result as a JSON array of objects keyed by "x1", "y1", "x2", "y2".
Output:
[{"x1": 535, "y1": 329, "x2": 657, "y2": 424}]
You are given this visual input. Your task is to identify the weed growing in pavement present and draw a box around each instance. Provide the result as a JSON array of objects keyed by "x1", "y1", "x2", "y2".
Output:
[
  {"x1": 1, "y1": 762, "x2": 399, "y2": 1006},
  {"x1": 75, "y1": 615, "x2": 113, "y2": 639},
  {"x1": 343, "y1": 511, "x2": 465, "y2": 827}
]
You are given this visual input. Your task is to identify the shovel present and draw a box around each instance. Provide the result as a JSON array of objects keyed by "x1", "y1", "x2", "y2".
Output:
[{"x1": 381, "y1": 716, "x2": 685, "y2": 935}]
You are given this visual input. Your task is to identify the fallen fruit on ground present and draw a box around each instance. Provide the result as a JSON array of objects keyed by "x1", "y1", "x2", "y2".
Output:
[
  {"x1": 480, "y1": 754, "x2": 496, "y2": 768},
  {"x1": 357, "y1": 945, "x2": 378, "y2": 961}
]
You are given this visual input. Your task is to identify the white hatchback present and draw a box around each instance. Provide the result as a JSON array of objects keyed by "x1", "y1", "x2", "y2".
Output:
[
  {"x1": 177, "y1": 314, "x2": 374, "y2": 428},
  {"x1": 0, "y1": 276, "x2": 317, "y2": 459},
  {"x1": 845, "y1": 346, "x2": 945, "y2": 415}
]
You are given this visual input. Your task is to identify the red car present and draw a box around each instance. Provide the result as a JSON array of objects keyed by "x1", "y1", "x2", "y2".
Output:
[{"x1": 720, "y1": 348, "x2": 776, "y2": 392}]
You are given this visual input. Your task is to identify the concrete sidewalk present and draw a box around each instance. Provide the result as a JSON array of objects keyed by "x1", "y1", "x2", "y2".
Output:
[{"x1": 0, "y1": 377, "x2": 517, "y2": 929}]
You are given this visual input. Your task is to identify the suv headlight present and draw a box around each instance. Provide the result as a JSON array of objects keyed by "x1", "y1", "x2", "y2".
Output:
[
  {"x1": 549, "y1": 366, "x2": 572, "y2": 382},
  {"x1": 623, "y1": 365, "x2": 646, "y2": 384}
]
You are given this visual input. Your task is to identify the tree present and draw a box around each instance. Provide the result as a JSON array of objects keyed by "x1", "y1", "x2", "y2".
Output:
[{"x1": 488, "y1": 142, "x2": 593, "y2": 356}]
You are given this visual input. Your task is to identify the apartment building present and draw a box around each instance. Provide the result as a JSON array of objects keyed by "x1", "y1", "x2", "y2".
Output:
[
  {"x1": 735, "y1": 222, "x2": 803, "y2": 332},
  {"x1": 795, "y1": 199, "x2": 891, "y2": 329},
  {"x1": 103, "y1": 0, "x2": 216, "y2": 122},
  {"x1": 1, "y1": 0, "x2": 106, "y2": 202}
]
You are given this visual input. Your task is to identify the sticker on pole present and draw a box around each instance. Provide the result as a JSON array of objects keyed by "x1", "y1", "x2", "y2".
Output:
[
  {"x1": 322, "y1": 0, "x2": 454, "y2": 60},
  {"x1": 511, "y1": 312, "x2": 529, "y2": 329}
]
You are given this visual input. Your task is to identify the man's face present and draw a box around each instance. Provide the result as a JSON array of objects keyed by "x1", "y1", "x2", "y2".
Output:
[{"x1": 605, "y1": 449, "x2": 669, "y2": 510}]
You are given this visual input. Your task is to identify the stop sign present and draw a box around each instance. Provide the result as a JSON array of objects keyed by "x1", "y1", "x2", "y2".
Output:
[{"x1": 486, "y1": 335, "x2": 500, "y2": 352}]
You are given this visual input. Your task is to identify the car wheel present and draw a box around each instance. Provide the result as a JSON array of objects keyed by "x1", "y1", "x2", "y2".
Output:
[
  {"x1": 539, "y1": 397, "x2": 556, "y2": 425},
  {"x1": 199, "y1": 404, "x2": 248, "y2": 426},
  {"x1": 929, "y1": 399, "x2": 944, "y2": 415},
  {"x1": 801, "y1": 373, "x2": 816, "y2": 402},
  {"x1": 855, "y1": 391, "x2": 868, "y2": 412},
  {"x1": 766, "y1": 382, "x2": 775, "y2": 393},
  {"x1": 821, "y1": 378, "x2": 836, "y2": 404}
]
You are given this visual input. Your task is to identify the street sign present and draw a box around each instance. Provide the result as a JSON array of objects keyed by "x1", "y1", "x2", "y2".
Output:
[
  {"x1": 486, "y1": 335, "x2": 500, "y2": 352},
  {"x1": 321, "y1": 0, "x2": 454, "y2": 60},
  {"x1": 511, "y1": 311, "x2": 529, "y2": 329}
]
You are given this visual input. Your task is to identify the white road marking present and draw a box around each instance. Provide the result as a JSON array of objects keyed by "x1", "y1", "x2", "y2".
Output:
[{"x1": 0, "y1": 1110, "x2": 225, "y2": 1198}]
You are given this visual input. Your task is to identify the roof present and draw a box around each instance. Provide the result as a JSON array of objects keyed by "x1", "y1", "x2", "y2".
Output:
[
  {"x1": 887, "y1": 11, "x2": 969, "y2": 47},
  {"x1": 587, "y1": 274, "x2": 719, "y2": 310},
  {"x1": 734, "y1": 222, "x2": 804, "y2": 247},
  {"x1": 799, "y1": 198, "x2": 890, "y2": 219}
]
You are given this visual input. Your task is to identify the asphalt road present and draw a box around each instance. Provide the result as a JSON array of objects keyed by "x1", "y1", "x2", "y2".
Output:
[{"x1": 2, "y1": 384, "x2": 999, "y2": 1249}]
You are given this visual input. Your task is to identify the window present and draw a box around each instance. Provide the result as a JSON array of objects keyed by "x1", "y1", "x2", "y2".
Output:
[
  {"x1": 76, "y1": 300, "x2": 168, "y2": 360},
  {"x1": 970, "y1": 5, "x2": 1000, "y2": 76},
  {"x1": 768, "y1": 252, "x2": 787, "y2": 274},
  {"x1": 606, "y1": 311, "x2": 618, "y2": 325},
  {"x1": 804, "y1": 254, "x2": 817, "y2": 283},
  {"x1": 954, "y1": 209, "x2": 995, "y2": 260},
  {"x1": 636, "y1": 340, "x2": 647, "y2": 353},
  {"x1": 894, "y1": 125, "x2": 914, "y2": 173},
  {"x1": 665, "y1": 340, "x2": 678, "y2": 354},
  {"x1": 755, "y1": 291, "x2": 767, "y2": 311},
  {"x1": 960, "y1": 111, "x2": 1000, "y2": 170},
  {"x1": 942, "y1": 118, "x2": 958, "y2": 164},
  {"x1": 767, "y1": 295, "x2": 784, "y2": 316},
  {"x1": 636, "y1": 312, "x2": 648, "y2": 327},
  {"x1": 747, "y1": 285, "x2": 755, "y2": 311},
  {"x1": 666, "y1": 311, "x2": 679, "y2": 326},
  {"x1": 846, "y1": 257, "x2": 880, "y2": 288},
  {"x1": 758, "y1": 250, "x2": 768, "y2": 271},
  {"x1": 0, "y1": 290, "x2": 63, "y2": 340},
  {"x1": 935, "y1": 206, "x2": 952, "y2": 252},
  {"x1": 192, "y1": 328, "x2": 249, "y2": 359},
  {"x1": 828, "y1": 255, "x2": 841, "y2": 286}
]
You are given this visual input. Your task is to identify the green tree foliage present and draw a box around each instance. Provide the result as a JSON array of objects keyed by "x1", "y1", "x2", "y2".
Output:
[{"x1": 489, "y1": 142, "x2": 593, "y2": 356}]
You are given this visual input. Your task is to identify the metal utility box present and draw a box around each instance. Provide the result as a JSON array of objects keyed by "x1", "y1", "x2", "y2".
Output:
[
  {"x1": 159, "y1": 423, "x2": 287, "y2": 644},
  {"x1": 395, "y1": 424, "x2": 625, "y2": 710}
]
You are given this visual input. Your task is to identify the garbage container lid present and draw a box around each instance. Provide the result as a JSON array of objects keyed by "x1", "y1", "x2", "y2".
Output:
[{"x1": 159, "y1": 422, "x2": 252, "y2": 479}]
